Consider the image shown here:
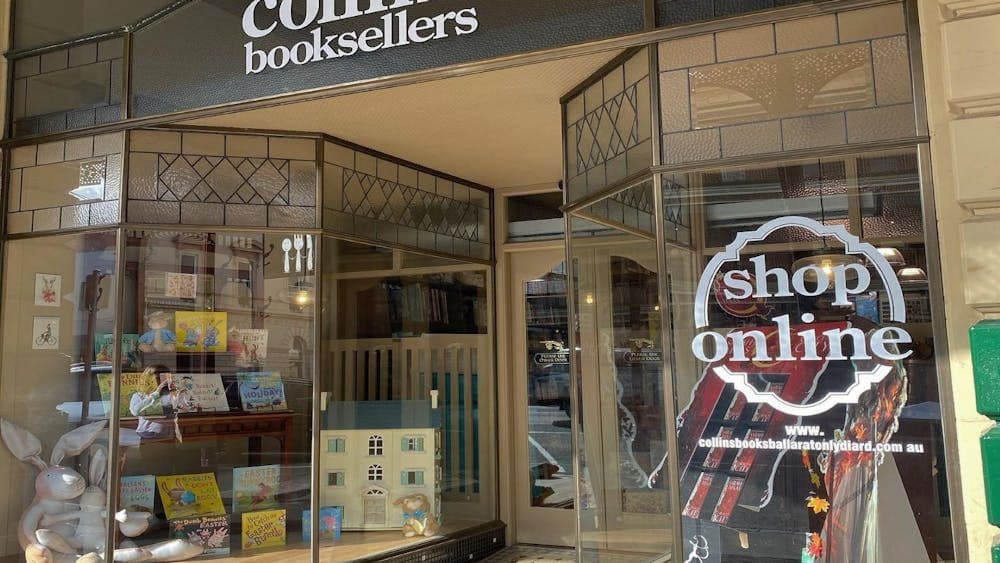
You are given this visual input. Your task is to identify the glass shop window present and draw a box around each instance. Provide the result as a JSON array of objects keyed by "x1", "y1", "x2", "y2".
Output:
[
  {"x1": 111, "y1": 229, "x2": 315, "y2": 559},
  {"x1": 507, "y1": 191, "x2": 565, "y2": 242},
  {"x1": 319, "y1": 237, "x2": 496, "y2": 552},
  {"x1": 0, "y1": 231, "x2": 117, "y2": 563},
  {"x1": 664, "y1": 148, "x2": 953, "y2": 562}
]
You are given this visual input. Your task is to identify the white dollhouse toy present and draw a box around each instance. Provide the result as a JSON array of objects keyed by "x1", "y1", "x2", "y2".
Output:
[{"x1": 320, "y1": 397, "x2": 442, "y2": 531}]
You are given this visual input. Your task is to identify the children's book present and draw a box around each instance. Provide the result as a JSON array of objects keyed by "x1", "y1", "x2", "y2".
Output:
[
  {"x1": 232, "y1": 464, "x2": 281, "y2": 513},
  {"x1": 97, "y1": 371, "x2": 164, "y2": 419},
  {"x1": 175, "y1": 312, "x2": 228, "y2": 353},
  {"x1": 231, "y1": 328, "x2": 268, "y2": 367},
  {"x1": 170, "y1": 515, "x2": 230, "y2": 556},
  {"x1": 237, "y1": 372, "x2": 287, "y2": 411},
  {"x1": 95, "y1": 333, "x2": 141, "y2": 366},
  {"x1": 241, "y1": 509, "x2": 287, "y2": 551},
  {"x1": 156, "y1": 473, "x2": 226, "y2": 520},
  {"x1": 160, "y1": 373, "x2": 230, "y2": 413},
  {"x1": 302, "y1": 507, "x2": 343, "y2": 542},
  {"x1": 119, "y1": 475, "x2": 156, "y2": 512}
]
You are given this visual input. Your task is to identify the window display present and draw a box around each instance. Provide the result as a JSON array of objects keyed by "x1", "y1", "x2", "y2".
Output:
[
  {"x1": 113, "y1": 230, "x2": 315, "y2": 560},
  {"x1": 319, "y1": 238, "x2": 496, "y2": 557}
]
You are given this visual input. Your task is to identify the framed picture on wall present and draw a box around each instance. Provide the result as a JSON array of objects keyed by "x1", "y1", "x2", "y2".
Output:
[
  {"x1": 34, "y1": 273, "x2": 61, "y2": 307},
  {"x1": 31, "y1": 317, "x2": 60, "y2": 350}
]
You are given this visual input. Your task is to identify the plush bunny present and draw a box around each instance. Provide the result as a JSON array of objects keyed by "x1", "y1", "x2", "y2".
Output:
[
  {"x1": 1, "y1": 419, "x2": 204, "y2": 563},
  {"x1": 39, "y1": 446, "x2": 152, "y2": 555},
  {"x1": 0, "y1": 419, "x2": 107, "y2": 563}
]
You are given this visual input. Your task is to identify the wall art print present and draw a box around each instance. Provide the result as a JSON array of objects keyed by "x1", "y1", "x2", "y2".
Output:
[
  {"x1": 33, "y1": 273, "x2": 61, "y2": 307},
  {"x1": 31, "y1": 316, "x2": 60, "y2": 350}
]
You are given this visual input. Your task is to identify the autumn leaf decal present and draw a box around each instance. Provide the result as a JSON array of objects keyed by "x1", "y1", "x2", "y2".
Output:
[
  {"x1": 807, "y1": 532, "x2": 823, "y2": 557},
  {"x1": 806, "y1": 495, "x2": 830, "y2": 514}
]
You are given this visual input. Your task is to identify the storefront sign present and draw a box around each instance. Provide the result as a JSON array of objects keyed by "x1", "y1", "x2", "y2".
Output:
[
  {"x1": 691, "y1": 216, "x2": 912, "y2": 417},
  {"x1": 533, "y1": 340, "x2": 569, "y2": 365},
  {"x1": 622, "y1": 338, "x2": 662, "y2": 363},
  {"x1": 242, "y1": 0, "x2": 480, "y2": 74},
  {"x1": 130, "y1": 0, "x2": 645, "y2": 117}
]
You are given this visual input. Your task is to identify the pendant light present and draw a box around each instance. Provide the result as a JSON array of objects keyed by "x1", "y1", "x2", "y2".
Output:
[
  {"x1": 897, "y1": 266, "x2": 928, "y2": 284},
  {"x1": 790, "y1": 170, "x2": 864, "y2": 281},
  {"x1": 877, "y1": 247, "x2": 905, "y2": 266}
]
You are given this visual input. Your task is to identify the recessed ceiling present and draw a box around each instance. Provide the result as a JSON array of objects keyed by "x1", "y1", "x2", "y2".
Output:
[{"x1": 184, "y1": 50, "x2": 622, "y2": 189}]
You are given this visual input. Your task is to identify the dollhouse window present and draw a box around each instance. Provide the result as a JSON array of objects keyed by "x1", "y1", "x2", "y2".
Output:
[
  {"x1": 327, "y1": 437, "x2": 346, "y2": 453},
  {"x1": 368, "y1": 435, "x2": 384, "y2": 456},
  {"x1": 368, "y1": 464, "x2": 384, "y2": 481},
  {"x1": 402, "y1": 436, "x2": 425, "y2": 452},
  {"x1": 401, "y1": 470, "x2": 425, "y2": 486},
  {"x1": 327, "y1": 471, "x2": 345, "y2": 487}
]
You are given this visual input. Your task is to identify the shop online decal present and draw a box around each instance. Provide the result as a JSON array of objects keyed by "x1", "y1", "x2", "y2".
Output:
[
  {"x1": 692, "y1": 216, "x2": 912, "y2": 417},
  {"x1": 242, "y1": 0, "x2": 480, "y2": 74}
]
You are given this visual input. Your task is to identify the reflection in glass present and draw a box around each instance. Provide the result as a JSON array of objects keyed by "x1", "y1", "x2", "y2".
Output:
[
  {"x1": 524, "y1": 263, "x2": 573, "y2": 508},
  {"x1": 667, "y1": 148, "x2": 953, "y2": 562},
  {"x1": 569, "y1": 192, "x2": 673, "y2": 558},
  {"x1": 114, "y1": 230, "x2": 314, "y2": 560},
  {"x1": 0, "y1": 232, "x2": 117, "y2": 561},
  {"x1": 319, "y1": 239, "x2": 495, "y2": 558}
]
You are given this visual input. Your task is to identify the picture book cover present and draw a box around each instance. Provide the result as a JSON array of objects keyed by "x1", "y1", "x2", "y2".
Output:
[
  {"x1": 233, "y1": 464, "x2": 281, "y2": 512},
  {"x1": 241, "y1": 509, "x2": 287, "y2": 551},
  {"x1": 94, "y1": 333, "x2": 140, "y2": 366},
  {"x1": 232, "y1": 328, "x2": 268, "y2": 367},
  {"x1": 119, "y1": 475, "x2": 156, "y2": 512},
  {"x1": 237, "y1": 372, "x2": 287, "y2": 411},
  {"x1": 156, "y1": 473, "x2": 226, "y2": 520},
  {"x1": 175, "y1": 311, "x2": 227, "y2": 353},
  {"x1": 170, "y1": 515, "x2": 230, "y2": 556},
  {"x1": 97, "y1": 371, "x2": 164, "y2": 419},
  {"x1": 160, "y1": 373, "x2": 230, "y2": 413},
  {"x1": 302, "y1": 506, "x2": 343, "y2": 542}
]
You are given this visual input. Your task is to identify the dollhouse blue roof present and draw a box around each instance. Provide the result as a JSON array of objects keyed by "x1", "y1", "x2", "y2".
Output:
[{"x1": 322, "y1": 400, "x2": 442, "y2": 430}]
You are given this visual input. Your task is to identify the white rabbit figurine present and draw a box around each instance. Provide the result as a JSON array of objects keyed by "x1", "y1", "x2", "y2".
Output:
[
  {"x1": 0, "y1": 419, "x2": 108, "y2": 563},
  {"x1": 1, "y1": 419, "x2": 205, "y2": 563},
  {"x1": 39, "y1": 446, "x2": 153, "y2": 555}
]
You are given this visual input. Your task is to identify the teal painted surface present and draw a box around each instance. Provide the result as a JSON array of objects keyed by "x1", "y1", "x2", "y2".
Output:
[
  {"x1": 970, "y1": 321, "x2": 1000, "y2": 417},
  {"x1": 993, "y1": 542, "x2": 1000, "y2": 563},
  {"x1": 982, "y1": 426, "x2": 1000, "y2": 526}
]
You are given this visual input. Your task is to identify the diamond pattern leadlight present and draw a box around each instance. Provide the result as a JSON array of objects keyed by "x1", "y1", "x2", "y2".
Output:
[
  {"x1": 662, "y1": 176, "x2": 691, "y2": 246},
  {"x1": 564, "y1": 49, "x2": 653, "y2": 205},
  {"x1": 128, "y1": 131, "x2": 317, "y2": 228},
  {"x1": 153, "y1": 154, "x2": 294, "y2": 205},
  {"x1": 576, "y1": 84, "x2": 643, "y2": 174},
  {"x1": 335, "y1": 169, "x2": 485, "y2": 243}
]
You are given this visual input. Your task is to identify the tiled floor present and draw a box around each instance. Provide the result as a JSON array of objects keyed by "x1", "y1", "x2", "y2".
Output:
[{"x1": 482, "y1": 545, "x2": 660, "y2": 562}]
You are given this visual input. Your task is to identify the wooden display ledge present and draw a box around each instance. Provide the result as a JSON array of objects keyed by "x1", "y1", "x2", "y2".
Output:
[{"x1": 120, "y1": 411, "x2": 295, "y2": 466}]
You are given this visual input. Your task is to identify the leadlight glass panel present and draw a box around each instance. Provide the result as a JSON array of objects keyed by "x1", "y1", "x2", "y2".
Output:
[
  {"x1": 7, "y1": 133, "x2": 124, "y2": 234},
  {"x1": 126, "y1": 130, "x2": 318, "y2": 228},
  {"x1": 323, "y1": 141, "x2": 492, "y2": 261},
  {"x1": 11, "y1": 39, "x2": 124, "y2": 138},
  {"x1": 658, "y1": 3, "x2": 916, "y2": 166},
  {"x1": 565, "y1": 49, "x2": 653, "y2": 204}
]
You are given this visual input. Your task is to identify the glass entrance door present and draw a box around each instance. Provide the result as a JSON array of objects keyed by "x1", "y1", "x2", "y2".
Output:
[
  {"x1": 572, "y1": 229, "x2": 674, "y2": 557},
  {"x1": 510, "y1": 249, "x2": 577, "y2": 545},
  {"x1": 509, "y1": 236, "x2": 675, "y2": 556}
]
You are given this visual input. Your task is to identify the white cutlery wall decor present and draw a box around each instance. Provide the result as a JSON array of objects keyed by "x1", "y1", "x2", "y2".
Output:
[{"x1": 281, "y1": 234, "x2": 314, "y2": 274}]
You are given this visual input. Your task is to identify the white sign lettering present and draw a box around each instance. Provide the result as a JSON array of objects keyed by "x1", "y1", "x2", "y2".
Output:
[
  {"x1": 242, "y1": 0, "x2": 480, "y2": 74},
  {"x1": 691, "y1": 216, "x2": 913, "y2": 417}
]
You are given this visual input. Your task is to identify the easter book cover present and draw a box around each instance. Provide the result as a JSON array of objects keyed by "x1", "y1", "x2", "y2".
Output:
[{"x1": 156, "y1": 472, "x2": 226, "y2": 520}]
